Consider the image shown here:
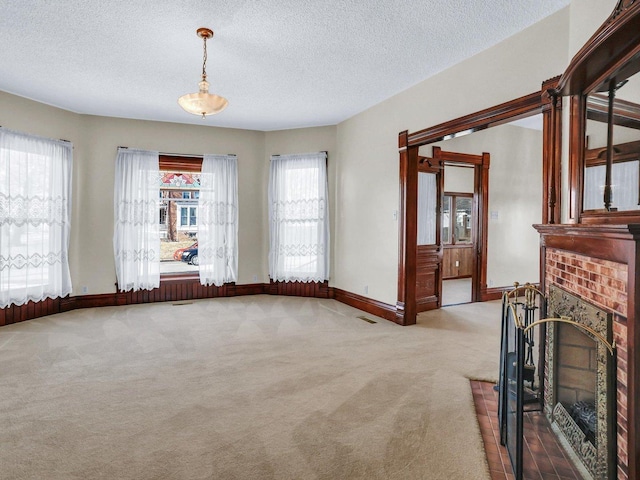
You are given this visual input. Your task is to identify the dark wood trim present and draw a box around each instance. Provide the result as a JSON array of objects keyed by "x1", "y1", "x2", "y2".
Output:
[
  {"x1": 435, "y1": 148, "x2": 489, "y2": 305},
  {"x1": 481, "y1": 286, "x2": 515, "y2": 302},
  {"x1": 332, "y1": 288, "x2": 398, "y2": 323},
  {"x1": 234, "y1": 283, "x2": 269, "y2": 296},
  {"x1": 62, "y1": 294, "x2": 120, "y2": 311},
  {"x1": 535, "y1": 223, "x2": 640, "y2": 264},
  {"x1": 435, "y1": 151, "x2": 485, "y2": 165},
  {"x1": 478, "y1": 153, "x2": 490, "y2": 303},
  {"x1": 444, "y1": 191, "x2": 474, "y2": 198},
  {"x1": 557, "y1": 1, "x2": 640, "y2": 96},
  {"x1": 542, "y1": 76, "x2": 563, "y2": 224},
  {"x1": 585, "y1": 139, "x2": 640, "y2": 167},
  {"x1": 587, "y1": 94, "x2": 640, "y2": 130},
  {"x1": 399, "y1": 82, "x2": 556, "y2": 324},
  {"x1": 0, "y1": 297, "x2": 63, "y2": 326},
  {"x1": 560, "y1": 2, "x2": 640, "y2": 226},
  {"x1": 568, "y1": 96, "x2": 585, "y2": 223},
  {"x1": 268, "y1": 280, "x2": 330, "y2": 298},
  {"x1": 396, "y1": 132, "x2": 419, "y2": 326},
  {"x1": 159, "y1": 154, "x2": 203, "y2": 172},
  {"x1": 0, "y1": 283, "x2": 398, "y2": 327},
  {"x1": 406, "y1": 91, "x2": 544, "y2": 148}
]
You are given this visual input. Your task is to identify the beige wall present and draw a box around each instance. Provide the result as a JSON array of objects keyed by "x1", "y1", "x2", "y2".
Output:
[
  {"x1": 333, "y1": 8, "x2": 570, "y2": 305},
  {"x1": 568, "y1": 0, "x2": 618, "y2": 57},
  {"x1": 0, "y1": 92, "x2": 267, "y2": 295},
  {"x1": 431, "y1": 125, "x2": 543, "y2": 287},
  {"x1": 77, "y1": 117, "x2": 266, "y2": 294},
  {"x1": 0, "y1": 91, "x2": 337, "y2": 296},
  {"x1": 264, "y1": 127, "x2": 338, "y2": 280},
  {"x1": 444, "y1": 166, "x2": 474, "y2": 193}
]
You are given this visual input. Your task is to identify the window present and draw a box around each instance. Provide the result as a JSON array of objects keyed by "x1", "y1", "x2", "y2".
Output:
[
  {"x1": 159, "y1": 166, "x2": 201, "y2": 274},
  {"x1": 0, "y1": 128, "x2": 74, "y2": 308},
  {"x1": 157, "y1": 154, "x2": 238, "y2": 285},
  {"x1": 115, "y1": 152, "x2": 237, "y2": 285},
  {"x1": 268, "y1": 152, "x2": 329, "y2": 282},
  {"x1": 443, "y1": 193, "x2": 473, "y2": 245}
]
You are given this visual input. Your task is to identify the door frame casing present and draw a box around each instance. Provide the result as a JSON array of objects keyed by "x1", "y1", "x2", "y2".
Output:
[
  {"x1": 397, "y1": 78, "x2": 562, "y2": 326},
  {"x1": 434, "y1": 147, "x2": 489, "y2": 305}
]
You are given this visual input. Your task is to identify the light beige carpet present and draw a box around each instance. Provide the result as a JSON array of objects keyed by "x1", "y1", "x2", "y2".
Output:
[{"x1": 0, "y1": 296, "x2": 501, "y2": 479}]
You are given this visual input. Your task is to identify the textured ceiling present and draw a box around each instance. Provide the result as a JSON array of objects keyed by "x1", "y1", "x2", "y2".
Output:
[{"x1": 0, "y1": 0, "x2": 569, "y2": 131}]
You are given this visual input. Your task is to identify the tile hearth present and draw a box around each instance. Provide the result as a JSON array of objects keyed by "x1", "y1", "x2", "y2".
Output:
[{"x1": 471, "y1": 380, "x2": 582, "y2": 480}]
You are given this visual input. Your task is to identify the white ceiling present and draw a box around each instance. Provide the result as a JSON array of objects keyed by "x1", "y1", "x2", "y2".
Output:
[{"x1": 0, "y1": 0, "x2": 569, "y2": 131}]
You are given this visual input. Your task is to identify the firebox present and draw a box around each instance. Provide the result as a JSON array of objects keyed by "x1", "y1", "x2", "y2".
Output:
[{"x1": 545, "y1": 285, "x2": 616, "y2": 480}]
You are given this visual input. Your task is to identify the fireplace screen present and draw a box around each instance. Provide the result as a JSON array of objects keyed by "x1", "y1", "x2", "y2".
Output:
[{"x1": 498, "y1": 284, "x2": 616, "y2": 480}]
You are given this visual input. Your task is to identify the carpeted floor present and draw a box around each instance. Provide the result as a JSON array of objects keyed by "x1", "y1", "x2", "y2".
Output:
[
  {"x1": 0, "y1": 296, "x2": 501, "y2": 479},
  {"x1": 442, "y1": 278, "x2": 472, "y2": 306}
]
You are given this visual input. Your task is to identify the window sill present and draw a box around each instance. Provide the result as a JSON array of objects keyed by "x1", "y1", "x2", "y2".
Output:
[{"x1": 160, "y1": 272, "x2": 200, "y2": 282}]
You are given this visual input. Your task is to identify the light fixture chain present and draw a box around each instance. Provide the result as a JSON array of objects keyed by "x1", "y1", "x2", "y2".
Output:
[{"x1": 202, "y1": 36, "x2": 208, "y2": 80}]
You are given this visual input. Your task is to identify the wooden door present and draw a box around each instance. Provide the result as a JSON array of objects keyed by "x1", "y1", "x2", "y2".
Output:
[
  {"x1": 415, "y1": 158, "x2": 443, "y2": 312},
  {"x1": 442, "y1": 192, "x2": 474, "y2": 279},
  {"x1": 442, "y1": 246, "x2": 473, "y2": 279}
]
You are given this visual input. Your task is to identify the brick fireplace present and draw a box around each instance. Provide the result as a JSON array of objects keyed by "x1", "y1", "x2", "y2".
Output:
[{"x1": 535, "y1": 224, "x2": 639, "y2": 480}]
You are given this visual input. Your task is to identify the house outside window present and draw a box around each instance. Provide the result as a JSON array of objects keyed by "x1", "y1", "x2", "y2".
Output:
[{"x1": 159, "y1": 166, "x2": 201, "y2": 274}]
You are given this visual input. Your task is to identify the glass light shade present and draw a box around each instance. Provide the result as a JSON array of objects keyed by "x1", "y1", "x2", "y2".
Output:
[{"x1": 178, "y1": 80, "x2": 228, "y2": 117}]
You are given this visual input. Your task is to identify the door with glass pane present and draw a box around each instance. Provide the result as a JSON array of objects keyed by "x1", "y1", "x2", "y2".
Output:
[
  {"x1": 416, "y1": 160, "x2": 443, "y2": 312},
  {"x1": 442, "y1": 193, "x2": 473, "y2": 279}
]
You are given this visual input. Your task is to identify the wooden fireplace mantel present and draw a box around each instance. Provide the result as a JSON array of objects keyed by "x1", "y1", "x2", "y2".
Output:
[{"x1": 535, "y1": 223, "x2": 640, "y2": 264}]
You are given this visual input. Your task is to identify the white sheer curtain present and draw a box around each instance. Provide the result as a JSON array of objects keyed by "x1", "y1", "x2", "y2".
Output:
[
  {"x1": 417, "y1": 172, "x2": 437, "y2": 245},
  {"x1": 584, "y1": 161, "x2": 639, "y2": 211},
  {"x1": 0, "y1": 127, "x2": 73, "y2": 308},
  {"x1": 198, "y1": 154, "x2": 238, "y2": 286},
  {"x1": 269, "y1": 152, "x2": 329, "y2": 282},
  {"x1": 113, "y1": 148, "x2": 160, "y2": 291}
]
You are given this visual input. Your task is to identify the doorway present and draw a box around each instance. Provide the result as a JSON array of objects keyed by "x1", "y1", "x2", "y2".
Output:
[
  {"x1": 433, "y1": 147, "x2": 489, "y2": 307},
  {"x1": 396, "y1": 83, "x2": 562, "y2": 325},
  {"x1": 442, "y1": 189, "x2": 474, "y2": 305}
]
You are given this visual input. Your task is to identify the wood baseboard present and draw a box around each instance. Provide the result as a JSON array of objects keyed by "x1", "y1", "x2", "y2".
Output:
[
  {"x1": 269, "y1": 280, "x2": 331, "y2": 298},
  {"x1": 331, "y1": 288, "x2": 398, "y2": 323},
  {"x1": 480, "y1": 287, "x2": 508, "y2": 302},
  {"x1": 0, "y1": 297, "x2": 63, "y2": 326},
  {"x1": 3, "y1": 280, "x2": 504, "y2": 327},
  {"x1": 481, "y1": 283, "x2": 540, "y2": 302}
]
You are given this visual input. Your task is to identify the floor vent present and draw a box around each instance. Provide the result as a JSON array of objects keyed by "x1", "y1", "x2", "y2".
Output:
[
  {"x1": 357, "y1": 315, "x2": 377, "y2": 324},
  {"x1": 172, "y1": 302, "x2": 193, "y2": 306}
]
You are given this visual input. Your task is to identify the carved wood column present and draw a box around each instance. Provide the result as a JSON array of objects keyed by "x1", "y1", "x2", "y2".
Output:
[
  {"x1": 542, "y1": 76, "x2": 562, "y2": 225},
  {"x1": 397, "y1": 131, "x2": 418, "y2": 325}
]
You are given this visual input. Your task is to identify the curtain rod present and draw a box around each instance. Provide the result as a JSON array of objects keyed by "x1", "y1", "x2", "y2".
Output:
[
  {"x1": 0, "y1": 125, "x2": 71, "y2": 144},
  {"x1": 160, "y1": 152, "x2": 236, "y2": 158},
  {"x1": 271, "y1": 151, "x2": 328, "y2": 159}
]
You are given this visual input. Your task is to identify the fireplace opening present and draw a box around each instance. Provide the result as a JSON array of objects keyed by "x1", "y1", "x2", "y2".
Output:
[
  {"x1": 545, "y1": 285, "x2": 616, "y2": 480},
  {"x1": 556, "y1": 322, "x2": 598, "y2": 445}
]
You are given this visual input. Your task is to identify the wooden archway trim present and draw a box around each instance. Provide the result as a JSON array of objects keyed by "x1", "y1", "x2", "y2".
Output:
[{"x1": 397, "y1": 79, "x2": 562, "y2": 326}]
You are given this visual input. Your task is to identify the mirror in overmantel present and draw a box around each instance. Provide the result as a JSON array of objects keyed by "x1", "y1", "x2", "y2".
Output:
[{"x1": 584, "y1": 68, "x2": 640, "y2": 213}]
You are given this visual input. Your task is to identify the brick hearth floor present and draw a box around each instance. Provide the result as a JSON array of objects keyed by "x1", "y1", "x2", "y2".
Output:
[{"x1": 471, "y1": 380, "x2": 583, "y2": 480}]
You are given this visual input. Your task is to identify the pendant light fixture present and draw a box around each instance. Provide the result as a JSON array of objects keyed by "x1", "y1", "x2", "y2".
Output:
[{"x1": 178, "y1": 27, "x2": 228, "y2": 119}]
